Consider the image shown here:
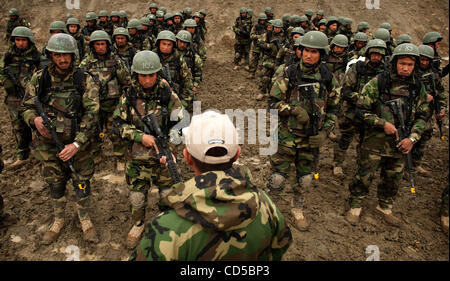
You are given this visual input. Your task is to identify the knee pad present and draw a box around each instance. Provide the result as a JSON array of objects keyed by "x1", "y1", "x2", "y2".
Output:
[
  {"x1": 129, "y1": 191, "x2": 146, "y2": 209},
  {"x1": 49, "y1": 183, "x2": 66, "y2": 199},
  {"x1": 267, "y1": 172, "x2": 286, "y2": 192},
  {"x1": 74, "y1": 180, "x2": 91, "y2": 199}
]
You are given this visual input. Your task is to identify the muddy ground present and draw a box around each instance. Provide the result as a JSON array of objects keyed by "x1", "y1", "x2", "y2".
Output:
[{"x1": 0, "y1": 0, "x2": 448, "y2": 261}]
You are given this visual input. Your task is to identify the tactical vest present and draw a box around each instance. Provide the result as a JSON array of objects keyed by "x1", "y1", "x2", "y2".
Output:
[
  {"x1": 4, "y1": 47, "x2": 41, "y2": 80},
  {"x1": 160, "y1": 52, "x2": 182, "y2": 93},
  {"x1": 37, "y1": 67, "x2": 86, "y2": 143},
  {"x1": 326, "y1": 52, "x2": 348, "y2": 73},
  {"x1": 354, "y1": 61, "x2": 384, "y2": 92},
  {"x1": 84, "y1": 53, "x2": 121, "y2": 100},
  {"x1": 285, "y1": 62, "x2": 333, "y2": 135}
]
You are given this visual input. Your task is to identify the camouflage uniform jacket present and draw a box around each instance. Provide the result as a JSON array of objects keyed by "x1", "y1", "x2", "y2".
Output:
[
  {"x1": 129, "y1": 33, "x2": 146, "y2": 51},
  {"x1": 69, "y1": 31, "x2": 88, "y2": 60},
  {"x1": 22, "y1": 63, "x2": 100, "y2": 148},
  {"x1": 325, "y1": 50, "x2": 350, "y2": 85},
  {"x1": 191, "y1": 31, "x2": 207, "y2": 62},
  {"x1": 178, "y1": 47, "x2": 203, "y2": 88},
  {"x1": 155, "y1": 49, "x2": 194, "y2": 104},
  {"x1": 250, "y1": 23, "x2": 267, "y2": 44},
  {"x1": 233, "y1": 16, "x2": 252, "y2": 44},
  {"x1": 112, "y1": 42, "x2": 136, "y2": 70},
  {"x1": 0, "y1": 44, "x2": 41, "y2": 89},
  {"x1": 417, "y1": 67, "x2": 447, "y2": 123},
  {"x1": 129, "y1": 166, "x2": 292, "y2": 261},
  {"x1": 79, "y1": 51, "x2": 131, "y2": 112},
  {"x1": 98, "y1": 20, "x2": 113, "y2": 36},
  {"x1": 81, "y1": 24, "x2": 103, "y2": 38},
  {"x1": 112, "y1": 78, "x2": 183, "y2": 163},
  {"x1": 270, "y1": 60, "x2": 341, "y2": 146},
  {"x1": 5, "y1": 17, "x2": 31, "y2": 40},
  {"x1": 276, "y1": 39, "x2": 297, "y2": 67},
  {"x1": 256, "y1": 31, "x2": 285, "y2": 68},
  {"x1": 356, "y1": 70, "x2": 429, "y2": 157}
]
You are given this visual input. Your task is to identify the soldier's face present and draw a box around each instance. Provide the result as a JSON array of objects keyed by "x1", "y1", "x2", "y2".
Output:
[
  {"x1": 319, "y1": 25, "x2": 326, "y2": 31},
  {"x1": 111, "y1": 16, "x2": 119, "y2": 22},
  {"x1": 166, "y1": 19, "x2": 173, "y2": 25},
  {"x1": 194, "y1": 17, "x2": 200, "y2": 23},
  {"x1": 138, "y1": 73, "x2": 157, "y2": 89},
  {"x1": 396, "y1": 56, "x2": 416, "y2": 77},
  {"x1": 174, "y1": 16, "x2": 181, "y2": 23},
  {"x1": 128, "y1": 28, "x2": 137, "y2": 35},
  {"x1": 51, "y1": 53, "x2": 72, "y2": 70},
  {"x1": 329, "y1": 23, "x2": 338, "y2": 31},
  {"x1": 369, "y1": 53, "x2": 383, "y2": 64},
  {"x1": 355, "y1": 41, "x2": 366, "y2": 49},
  {"x1": 302, "y1": 48, "x2": 321, "y2": 65},
  {"x1": 177, "y1": 40, "x2": 188, "y2": 50},
  {"x1": 300, "y1": 21, "x2": 307, "y2": 27},
  {"x1": 10, "y1": 15, "x2": 18, "y2": 21},
  {"x1": 14, "y1": 37, "x2": 29, "y2": 50},
  {"x1": 296, "y1": 48, "x2": 302, "y2": 58},
  {"x1": 159, "y1": 40, "x2": 174, "y2": 54},
  {"x1": 150, "y1": 8, "x2": 157, "y2": 14},
  {"x1": 240, "y1": 13, "x2": 247, "y2": 18},
  {"x1": 186, "y1": 27, "x2": 195, "y2": 35},
  {"x1": 317, "y1": 15, "x2": 323, "y2": 20},
  {"x1": 87, "y1": 21, "x2": 95, "y2": 27},
  {"x1": 51, "y1": 30, "x2": 64, "y2": 35},
  {"x1": 93, "y1": 41, "x2": 108, "y2": 56},
  {"x1": 115, "y1": 35, "x2": 127, "y2": 47},
  {"x1": 293, "y1": 34, "x2": 301, "y2": 42},
  {"x1": 157, "y1": 17, "x2": 163, "y2": 22},
  {"x1": 420, "y1": 56, "x2": 431, "y2": 69},
  {"x1": 141, "y1": 25, "x2": 149, "y2": 31},
  {"x1": 333, "y1": 46, "x2": 345, "y2": 54},
  {"x1": 68, "y1": 24, "x2": 79, "y2": 34},
  {"x1": 258, "y1": 20, "x2": 265, "y2": 25},
  {"x1": 273, "y1": 27, "x2": 282, "y2": 33},
  {"x1": 100, "y1": 16, "x2": 108, "y2": 22}
]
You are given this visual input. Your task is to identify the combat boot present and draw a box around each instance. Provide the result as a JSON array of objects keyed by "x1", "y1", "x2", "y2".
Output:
[
  {"x1": 5, "y1": 159, "x2": 29, "y2": 170},
  {"x1": 441, "y1": 215, "x2": 449, "y2": 233},
  {"x1": 416, "y1": 165, "x2": 429, "y2": 175},
  {"x1": 345, "y1": 207, "x2": 362, "y2": 225},
  {"x1": 42, "y1": 218, "x2": 65, "y2": 245},
  {"x1": 126, "y1": 223, "x2": 145, "y2": 249},
  {"x1": 256, "y1": 93, "x2": 265, "y2": 101},
  {"x1": 290, "y1": 208, "x2": 309, "y2": 231},
  {"x1": 375, "y1": 205, "x2": 402, "y2": 227},
  {"x1": 80, "y1": 216, "x2": 99, "y2": 243},
  {"x1": 233, "y1": 65, "x2": 239, "y2": 71}
]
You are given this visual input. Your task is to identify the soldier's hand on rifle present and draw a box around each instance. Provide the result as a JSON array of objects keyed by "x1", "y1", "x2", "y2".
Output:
[
  {"x1": 436, "y1": 109, "x2": 445, "y2": 121},
  {"x1": 59, "y1": 143, "x2": 79, "y2": 162},
  {"x1": 291, "y1": 106, "x2": 309, "y2": 124},
  {"x1": 309, "y1": 131, "x2": 327, "y2": 148},
  {"x1": 160, "y1": 153, "x2": 177, "y2": 167},
  {"x1": 397, "y1": 138, "x2": 413, "y2": 154},
  {"x1": 142, "y1": 134, "x2": 159, "y2": 154},
  {"x1": 426, "y1": 94, "x2": 433, "y2": 103},
  {"x1": 34, "y1": 117, "x2": 51, "y2": 139},
  {"x1": 384, "y1": 121, "x2": 399, "y2": 140}
]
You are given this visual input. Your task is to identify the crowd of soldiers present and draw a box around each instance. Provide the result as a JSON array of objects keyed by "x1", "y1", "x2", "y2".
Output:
[
  {"x1": 0, "y1": 3, "x2": 448, "y2": 262},
  {"x1": 233, "y1": 7, "x2": 449, "y2": 234}
]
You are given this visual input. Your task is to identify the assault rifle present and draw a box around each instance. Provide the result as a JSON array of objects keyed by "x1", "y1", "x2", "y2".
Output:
[
  {"x1": 422, "y1": 72, "x2": 444, "y2": 141},
  {"x1": 385, "y1": 98, "x2": 416, "y2": 194},
  {"x1": 162, "y1": 63, "x2": 179, "y2": 94},
  {"x1": 2, "y1": 67, "x2": 25, "y2": 99}
]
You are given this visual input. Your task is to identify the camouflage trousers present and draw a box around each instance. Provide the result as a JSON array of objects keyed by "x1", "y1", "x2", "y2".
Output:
[
  {"x1": 32, "y1": 140, "x2": 95, "y2": 220},
  {"x1": 411, "y1": 124, "x2": 433, "y2": 166},
  {"x1": 333, "y1": 116, "x2": 365, "y2": 166},
  {"x1": 269, "y1": 141, "x2": 316, "y2": 209},
  {"x1": 234, "y1": 41, "x2": 251, "y2": 65},
  {"x1": 348, "y1": 149, "x2": 404, "y2": 209},
  {"x1": 441, "y1": 185, "x2": 449, "y2": 216},
  {"x1": 248, "y1": 46, "x2": 261, "y2": 73},
  {"x1": 5, "y1": 98, "x2": 32, "y2": 160},
  {"x1": 258, "y1": 63, "x2": 276, "y2": 95},
  {"x1": 93, "y1": 107, "x2": 126, "y2": 160},
  {"x1": 125, "y1": 159, "x2": 173, "y2": 225}
]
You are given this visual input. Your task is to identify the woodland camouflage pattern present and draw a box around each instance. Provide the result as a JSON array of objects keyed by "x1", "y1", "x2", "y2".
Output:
[{"x1": 129, "y1": 166, "x2": 292, "y2": 261}]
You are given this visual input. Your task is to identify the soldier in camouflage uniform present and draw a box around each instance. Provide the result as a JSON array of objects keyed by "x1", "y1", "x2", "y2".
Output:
[
  {"x1": 98, "y1": 10, "x2": 113, "y2": 36},
  {"x1": 411, "y1": 45, "x2": 447, "y2": 175},
  {"x1": 422, "y1": 31, "x2": 443, "y2": 71},
  {"x1": 110, "y1": 11, "x2": 122, "y2": 30},
  {"x1": 380, "y1": 22, "x2": 396, "y2": 49},
  {"x1": 66, "y1": 18, "x2": 87, "y2": 60},
  {"x1": 232, "y1": 8, "x2": 253, "y2": 70},
  {"x1": 155, "y1": 11, "x2": 165, "y2": 34},
  {"x1": 22, "y1": 33, "x2": 100, "y2": 244},
  {"x1": 182, "y1": 7, "x2": 193, "y2": 20},
  {"x1": 317, "y1": 19, "x2": 327, "y2": 33},
  {"x1": 285, "y1": 15, "x2": 301, "y2": 40},
  {"x1": 79, "y1": 30, "x2": 132, "y2": 171},
  {"x1": 333, "y1": 39, "x2": 387, "y2": 177},
  {"x1": 325, "y1": 16, "x2": 339, "y2": 43},
  {"x1": 339, "y1": 18, "x2": 353, "y2": 41},
  {"x1": 146, "y1": 3, "x2": 158, "y2": 17},
  {"x1": 128, "y1": 19, "x2": 146, "y2": 51},
  {"x1": 325, "y1": 34, "x2": 350, "y2": 86},
  {"x1": 312, "y1": 10, "x2": 324, "y2": 29},
  {"x1": 176, "y1": 30, "x2": 203, "y2": 95},
  {"x1": 374, "y1": 28, "x2": 394, "y2": 57},
  {"x1": 268, "y1": 31, "x2": 341, "y2": 231},
  {"x1": 264, "y1": 7, "x2": 274, "y2": 21},
  {"x1": 198, "y1": 9, "x2": 208, "y2": 38},
  {"x1": 81, "y1": 12, "x2": 103, "y2": 38},
  {"x1": 299, "y1": 16, "x2": 313, "y2": 33},
  {"x1": 129, "y1": 110, "x2": 292, "y2": 261},
  {"x1": 192, "y1": 12, "x2": 206, "y2": 42},
  {"x1": 348, "y1": 32, "x2": 368, "y2": 60},
  {"x1": 255, "y1": 19, "x2": 285, "y2": 101},
  {"x1": 345, "y1": 44, "x2": 430, "y2": 226},
  {"x1": 172, "y1": 13, "x2": 184, "y2": 35},
  {"x1": 40, "y1": 21, "x2": 68, "y2": 69},
  {"x1": 112, "y1": 27, "x2": 137, "y2": 71},
  {"x1": 119, "y1": 11, "x2": 129, "y2": 28},
  {"x1": 5, "y1": 8, "x2": 30, "y2": 42},
  {"x1": 163, "y1": 13, "x2": 176, "y2": 33},
  {"x1": 182, "y1": 20, "x2": 207, "y2": 63},
  {"x1": 248, "y1": 13, "x2": 268, "y2": 79},
  {"x1": 112, "y1": 50, "x2": 183, "y2": 249},
  {"x1": 276, "y1": 27, "x2": 304, "y2": 68},
  {"x1": 0, "y1": 27, "x2": 40, "y2": 170}
]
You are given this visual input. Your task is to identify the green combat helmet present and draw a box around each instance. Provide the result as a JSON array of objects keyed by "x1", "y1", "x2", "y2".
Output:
[
  {"x1": 354, "y1": 32, "x2": 368, "y2": 42},
  {"x1": 164, "y1": 13, "x2": 174, "y2": 22},
  {"x1": 338, "y1": 16, "x2": 345, "y2": 25},
  {"x1": 159, "y1": 7, "x2": 167, "y2": 14},
  {"x1": 127, "y1": 19, "x2": 142, "y2": 30},
  {"x1": 326, "y1": 16, "x2": 339, "y2": 26},
  {"x1": 258, "y1": 13, "x2": 268, "y2": 21},
  {"x1": 239, "y1": 7, "x2": 247, "y2": 14},
  {"x1": 119, "y1": 11, "x2": 128, "y2": 19},
  {"x1": 141, "y1": 17, "x2": 150, "y2": 26},
  {"x1": 10, "y1": 26, "x2": 35, "y2": 44},
  {"x1": 98, "y1": 10, "x2": 109, "y2": 18},
  {"x1": 264, "y1": 7, "x2": 273, "y2": 14},
  {"x1": 364, "y1": 39, "x2": 387, "y2": 57},
  {"x1": 66, "y1": 17, "x2": 80, "y2": 28},
  {"x1": 291, "y1": 27, "x2": 305, "y2": 36},
  {"x1": 247, "y1": 9, "x2": 254, "y2": 17},
  {"x1": 300, "y1": 30, "x2": 329, "y2": 54},
  {"x1": 357, "y1": 21, "x2": 370, "y2": 32},
  {"x1": 290, "y1": 15, "x2": 301, "y2": 26},
  {"x1": 343, "y1": 18, "x2": 353, "y2": 27},
  {"x1": 199, "y1": 9, "x2": 207, "y2": 16},
  {"x1": 317, "y1": 10, "x2": 324, "y2": 16},
  {"x1": 45, "y1": 33, "x2": 79, "y2": 59},
  {"x1": 418, "y1": 44, "x2": 435, "y2": 59},
  {"x1": 282, "y1": 13, "x2": 290, "y2": 23},
  {"x1": 299, "y1": 15, "x2": 308, "y2": 23},
  {"x1": 331, "y1": 34, "x2": 349, "y2": 48},
  {"x1": 112, "y1": 27, "x2": 130, "y2": 40},
  {"x1": 305, "y1": 10, "x2": 314, "y2": 17},
  {"x1": 380, "y1": 22, "x2": 392, "y2": 32},
  {"x1": 271, "y1": 19, "x2": 283, "y2": 28},
  {"x1": 86, "y1": 12, "x2": 98, "y2": 22},
  {"x1": 49, "y1": 21, "x2": 67, "y2": 33},
  {"x1": 373, "y1": 28, "x2": 390, "y2": 42},
  {"x1": 149, "y1": 3, "x2": 158, "y2": 10},
  {"x1": 184, "y1": 7, "x2": 192, "y2": 17},
  {"x1": 156, "y1": 30, "x2": 177, "y2": 44},
  {"x1": 183, "y1": 19, "x2": 197, "y2": 28},
  {"x1": 422, "y1": 31, "x2": 443, "y2": 44},
  {"x1": 397, "y1": 34, "x2": 412, "y2": 45},
  {"x1": 9, "y1": 8, "x2": 19, "y2": 16},
  {"x1": 294, "y1": 36, "x2": 303, "y2": 48},
  {"x1": 156, "y1": 11, "x2": 164, "y2": 18},
  {"x1": 318, "y1": 18, "x2": 328, "y2": 26},
  {"x1": 89, "y1": 30, "x2": 111, "y2": 45},
  {"x1": 66, "y1": 13, "x2": 73, "y2": 20},
  {"x1": 131, "y1": 50, "x2": 162, "y2": 74},
  {"x1": 390, "y1": 43, "x2": 419, "y2": 62},
  {"x1": 176, "y1": 30, "x2": 192, "y2": 44}
]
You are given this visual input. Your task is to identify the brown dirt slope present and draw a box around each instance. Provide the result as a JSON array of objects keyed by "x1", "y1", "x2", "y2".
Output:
[{"x1": 0, "y1": 0, "x2": 448, "y2": 261}]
